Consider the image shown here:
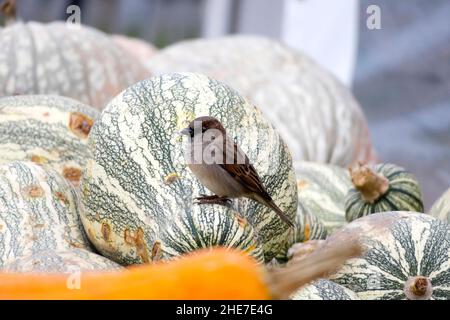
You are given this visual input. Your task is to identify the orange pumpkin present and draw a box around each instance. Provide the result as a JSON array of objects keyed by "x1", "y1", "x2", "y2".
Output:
[{"x1": 0, "y1": 243, "x2": 359, "y2": 300}]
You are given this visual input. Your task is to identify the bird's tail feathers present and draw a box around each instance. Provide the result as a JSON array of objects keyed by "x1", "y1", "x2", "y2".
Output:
[{"x1": 253, "y1": 194, "x2": 295, "y2": 228}]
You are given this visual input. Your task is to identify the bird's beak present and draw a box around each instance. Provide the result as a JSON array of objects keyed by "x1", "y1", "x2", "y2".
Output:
[{"x1": 179, "y1": 127, "x2": 190, "y2": 136}]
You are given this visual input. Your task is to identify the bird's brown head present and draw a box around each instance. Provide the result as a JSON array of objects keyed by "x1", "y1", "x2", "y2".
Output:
[{"x1": 180, "y1": 116, "x2": 226, "y2": 139}]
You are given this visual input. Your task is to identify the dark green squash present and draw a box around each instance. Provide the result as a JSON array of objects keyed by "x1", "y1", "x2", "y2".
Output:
[{"x1": 345, "y1": 163, "x2": 423, "y2": 222}]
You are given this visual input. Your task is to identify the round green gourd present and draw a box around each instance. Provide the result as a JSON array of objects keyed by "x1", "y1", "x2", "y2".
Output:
[
  {"x1": 429, "y1": 187, "x2": 450, "y2": 223},
  {"x1": 328, "y1": 212, "x2": 450, "y2": 300},
  {"x1": 0, "y1": 161, "x2": 92, "y2": 267},
  {"x1": 81, "y1": 73, "x2": 297, "y2": 264},
  {"x1": 3, "y1": 248, "x2": 122, "y2": 273},
  {"x1": 0, "y1": 95, "x2": 99, "y2": 186},
  {"x1": 290, "y1": 279, "x2": 359, "y2": 300},
  {"x1": 295, "y1": 161, "x2": 351, "y2": 232},
  {"x1": 345, "y1": 163, "x2": 424, "y2": 222}
]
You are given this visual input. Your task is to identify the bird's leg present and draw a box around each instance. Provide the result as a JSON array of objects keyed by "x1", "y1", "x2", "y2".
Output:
[
  {"x1": 194, "y1": 194, "x2": 232, "y2": 207},
  {"x1": 194, "y1": 194, "x2": 221, "y2": 200}
]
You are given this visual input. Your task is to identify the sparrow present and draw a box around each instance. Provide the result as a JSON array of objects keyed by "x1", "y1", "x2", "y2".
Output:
[{"x1": 180, "y1": 116, "x2": 294, "y2": 228}]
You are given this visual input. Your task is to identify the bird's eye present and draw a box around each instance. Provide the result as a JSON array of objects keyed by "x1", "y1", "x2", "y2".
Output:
[
  {"x1": 189, "y1": 127, "x2": 194, "y2": 137},
  {"x1": 202, "y1": 127, "x2": 207, "y2": 133}
]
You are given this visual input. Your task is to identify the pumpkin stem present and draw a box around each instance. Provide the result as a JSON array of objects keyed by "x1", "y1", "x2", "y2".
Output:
[
  {"x1": 349, "y1": 164, "x2": 389, "y2": 203},
  {"x1": 404, "y1": 276, "x2": 433, "y2": 300},
  {"x1": 267, "y1": 240, "x2": 361, "y2": 299},
  {"x1": 0, "y1": 0, "x2": 16, "y2": 25}
]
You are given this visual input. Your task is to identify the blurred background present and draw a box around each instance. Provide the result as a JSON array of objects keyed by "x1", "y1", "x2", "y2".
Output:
[{"x1": 11, "y1": 0, "x2": 450, "y2": 208}]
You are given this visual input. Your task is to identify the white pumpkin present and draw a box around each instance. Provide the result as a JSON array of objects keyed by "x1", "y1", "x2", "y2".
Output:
[
  {"x1": 146, "y1": 36, "x2": 377, "y2": 167},
  {"x1": 0, "y1": 18, "x2": 147, "y2": 109}
]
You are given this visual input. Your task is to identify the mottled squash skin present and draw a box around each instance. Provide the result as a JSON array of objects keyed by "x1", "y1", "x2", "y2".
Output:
[
  {"x1": 0, "y1": 22, "x2": 147, "y2": 110},
  {"x1": 81, "y1": 73, "x2": 297, "y2": 264},
  {"x1": 0, "y1": 95, "x2": 98, "y2": 186},
  {"x1": 0, "y1": 161, "x2": 93, "y2": 267},
  {"x1": 328, "y1": 212, "x2": 450, "y2": 300},
  {"x1": 3, "y1": 248, "x2": 122, "y2": 273}
]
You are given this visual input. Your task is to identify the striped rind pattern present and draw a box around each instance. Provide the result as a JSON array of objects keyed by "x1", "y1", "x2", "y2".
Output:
[
  {"x1": 0, "y1": 22, "x2": 147, "y2": 109},
  {"x1": 0, "y1": 161, "x2": 92, "y2": 267},
  {"x1": 345, "y1": 164, "x2": 424, "y2": 222},
  {"x1": 295, "y1": 161, "x2": 351, "y2": 232},
  {"x1": 0, "y1": 95, "x2": 99, "y2": 186},
  {"x1": 329, "y1": 212, "x2": 450, "y2": 300}
]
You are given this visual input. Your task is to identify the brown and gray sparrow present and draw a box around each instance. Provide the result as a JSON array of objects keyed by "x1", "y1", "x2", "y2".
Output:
[{"x1": 180, "y1": 116, "x2": 294, "y2": 228}]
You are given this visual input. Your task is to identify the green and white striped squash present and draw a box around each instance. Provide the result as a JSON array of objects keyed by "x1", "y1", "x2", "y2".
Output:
[
  {"x1": 0, "y1": 95, "x2": 98, "y2": 186},
  {"x1": 295, "y1": 162, "x2": 351, "y2": 232},
  {"x1": 0, "y1": 20, "x2": 147, "y2": 110},
  {"x1": 294, "y1": 206, "x2": 327, "y2": 243},
  {"x1": 0, "y1": 161, "x2": 92, "y2": 267},
  {"x1": 277, "y1": 207, "x2": 327, "y2": 261},
  {"x1": 81, "y1": 73, "x2": 297, "y2": 264},
  {"x1": 291, "y1": 279, "x2": 359, "y2": 300},
  {"x1": 430, "y1": 187, "x2": 450, "y2": 223},
  {"x1": 345, "y1": 163, "x2": 424, "y2": 222},
  {"x1": 146, "y1": 36, "x2": 377, "y2": 167},
  {"x1": 3, "y1": 248, "x2": 122, "y2": 273},
  {"x1": 328, "y1": 212, "x2": 450, "y2": 300}
]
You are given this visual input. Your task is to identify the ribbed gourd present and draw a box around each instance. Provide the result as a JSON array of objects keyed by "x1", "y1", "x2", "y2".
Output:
[
  {"x1": 291, "y1": 279, "x2": 359, "y2": 300},
  {"x1": 81, "y1": 73, "x2": 297, "y2": 264},
  {"x1": 3, "y1": 249, "x2": 122, "y2": 273},
  {"x1": 0, "y1": 2, "x2": 147, "y2": 110},
  {"x1": 146, "y1": 36, "x2": 377, "y2": 167},
  {"x1": 0, "y1": 161, "x2": 92, "y2": 267},
  {"x1": 295, "y1": 161, "x2": 351, "y2": 232},
  {"x1": 345, "y1": 163, "x2": 424, "y2": 222},
  {"x1": 429, "y1": 187, "x2": 450, "y2": 223},
  {"x1": 328, "y1": 212, "x2": 450, "y2": 300},
  {"x1": 0, "y1": 95, "x2": 98, "y2": 186}
]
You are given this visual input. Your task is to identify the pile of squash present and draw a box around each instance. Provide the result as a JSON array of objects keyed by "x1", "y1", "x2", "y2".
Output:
[{"x1": 0, "y1": 1, "x2": 449, "y2": 300}]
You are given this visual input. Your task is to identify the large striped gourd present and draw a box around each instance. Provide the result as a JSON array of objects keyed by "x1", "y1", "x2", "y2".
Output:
[
  {"x1": 0, "y1": 4, "x2": 147, "y2": 110},
  {"x1": 0, "y1": 161, "x2": 92, "y2": 267},
  {"x1": 146, "y1": 36, "x2": 376, "y2": 167},
  {"x1": 345, "y1": 163, "x2": 424, "y2": 222},
  {"x1": 291, "y1": 279, "x2": 359, "y2": 300},
  {"x1": 0, "y1": 95, "x2": 98, "y2": 186},
  {"x1": 295, "y1": 162, "x2": 351, "y2": 232},
  {"x1": 430, "y1": 187, "x2": 450, "y2": 223},
  {"x1": 3, "y1": 248, "x2": 122, "y2": 273},
  {"x1": 328, "y1": 212, "x2": 450, "y2": 300},
  {"x1": 81, "y1": 73, "x2": 297, "y2": 264}
]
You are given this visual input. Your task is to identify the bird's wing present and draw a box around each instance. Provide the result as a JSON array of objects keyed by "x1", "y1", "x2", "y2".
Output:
[{"x1": 218, "y1": 137, "x2": 271, "y2": 198}]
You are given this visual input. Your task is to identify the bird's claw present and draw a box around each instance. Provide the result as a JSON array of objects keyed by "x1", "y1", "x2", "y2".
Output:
[{"x1": 194, "y1": 195, "x2": 232, "y2": 207}]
